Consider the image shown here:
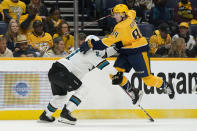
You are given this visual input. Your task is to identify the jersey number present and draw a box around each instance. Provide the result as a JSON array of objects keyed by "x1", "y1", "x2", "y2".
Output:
[{"x1": 132, "y1": 28, "x2": 141, "y2": 39}]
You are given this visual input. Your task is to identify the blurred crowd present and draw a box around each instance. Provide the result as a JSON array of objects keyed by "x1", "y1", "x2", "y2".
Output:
[{"x1": 0, "y1": 0, "x2": 197, "y2": 58}]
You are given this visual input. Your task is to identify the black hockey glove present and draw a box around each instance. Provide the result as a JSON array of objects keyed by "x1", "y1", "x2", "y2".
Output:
[
  {"x1": 113, "y1": 41, "x2": 123, "y2": 51},
  {"x1": 112, "y1": 72, "x2": 123, "y2": 85},
  {"x1": 80, "y1": 41, "x2": 90, "y2": 54}
]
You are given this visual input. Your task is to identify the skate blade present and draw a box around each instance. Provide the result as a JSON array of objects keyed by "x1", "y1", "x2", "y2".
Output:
[
  {"x1": 58, "y1": 118, "x2": 76, "y2": 125},
  {"x1": 136, "y1": 90, "x2": 143, "y2": 106},
  {"x1": 37, "y1": 119, "x2": 54, "y2": 123}
]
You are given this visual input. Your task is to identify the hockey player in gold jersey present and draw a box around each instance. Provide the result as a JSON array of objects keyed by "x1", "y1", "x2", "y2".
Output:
[{"x1": 80, "y1": 4, "x2": 175, "y2": 99}]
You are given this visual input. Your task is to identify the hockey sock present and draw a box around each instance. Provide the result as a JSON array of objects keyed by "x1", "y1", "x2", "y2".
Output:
[
  {"x1": 121, "y1": 81, "x2": 131, "y2": 91},
  {"x1": 45, "y1": 103, "x2": 57, "y2": 117},
  {"x1": 142, "y1": 75, "x2": 163, "y2": 88},
  {"x1": 67, "y1": 95, "x2": 81, "y2": 112}
]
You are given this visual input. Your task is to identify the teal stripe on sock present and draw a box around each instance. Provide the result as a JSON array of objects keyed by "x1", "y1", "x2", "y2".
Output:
[{"x1": 70, "y1": 96, "x2": 80, "y2": 106}]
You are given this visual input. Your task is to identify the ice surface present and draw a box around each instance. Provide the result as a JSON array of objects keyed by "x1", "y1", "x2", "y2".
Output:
[{"x1": 0, "y1": 119, "x2": 196, "y2": 131}]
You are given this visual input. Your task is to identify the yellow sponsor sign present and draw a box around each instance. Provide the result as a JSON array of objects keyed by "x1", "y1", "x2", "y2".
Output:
[{"x1": 4, "y1": 74, "x2": 40, "y2": 105}]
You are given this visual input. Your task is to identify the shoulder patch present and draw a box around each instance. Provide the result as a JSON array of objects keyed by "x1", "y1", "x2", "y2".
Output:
[{"x1": 114, "y1": 32, "x2": 119, "y2": 38}]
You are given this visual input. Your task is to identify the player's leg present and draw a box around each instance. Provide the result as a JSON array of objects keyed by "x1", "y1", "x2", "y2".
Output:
[
  {"x1": 110, "y1": 54, "x2": 143, "y2": 105},
  {"x1": 39, "y1": 82, "x2": 68, "y2": 122},
  {"x1": 58, "y1": 83, "x2": 88, "y2": 125},
  {"x1": 39, "y1": 62, "x2": 70, "y2": 122},
  {"x1": 130, "y1": 51, "x2": 175, "y2": 99},
  {"x1": 109, "y1": 73, "x2": 143, "y2": 105}
]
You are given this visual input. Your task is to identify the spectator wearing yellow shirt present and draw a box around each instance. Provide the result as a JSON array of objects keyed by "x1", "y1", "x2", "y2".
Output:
[
  {"x1": 53, "y1": 20, "x2": 74, "y2": 54},
  {"x1": 27, "y1": 20, "x2": 53, "y2": 56},
  {"x1": 29, "y1": 0, "x2": 49, "y2": 20},
  {"x1": 19, "y1": 4, "x2": 42, "y2": 35},
  {"x1": 1, "y1": 0, "x2": 26, "y2": 23},
  {"x1": 44, "y1": 7, "x2": 61, "y2": 36},
  {"x1": 174, "y1": 0, "x2": 197, "y2": 24},
  {"x1": 0, "y1": 3, "x2": 4, "y2": 21},
  {"x1": 149, "y1": 23, "x2": 172, "y2": 56}
]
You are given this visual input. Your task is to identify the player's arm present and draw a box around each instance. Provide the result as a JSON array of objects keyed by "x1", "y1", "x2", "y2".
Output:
[
  {"x1": 89, "y1": 39, "x2": 108, "y2": 50},
  {"x1": 80, "y1": 28, "x2": 123, "y2": 53},
  {"x1": 94, "y1": 31, "x2": 123, "y2": 50},
  {"x1": 96, "y1": 46, "x2": 119, "y2": 59},
  {"x1": 1, "y1": 1, "x2": 12, "y2": 21}
]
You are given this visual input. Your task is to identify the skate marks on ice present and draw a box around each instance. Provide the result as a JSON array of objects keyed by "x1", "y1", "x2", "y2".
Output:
[{"x1": 0, "y1": 119, "x2": 196, "y2": 131}]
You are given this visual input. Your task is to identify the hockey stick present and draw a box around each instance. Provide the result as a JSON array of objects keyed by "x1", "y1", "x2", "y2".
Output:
[
  {"x1": 138, "y1": 105, "x2": 154, "y2": 122},
  {"x1": 78, "y1": 15, "x2": 111, "y2": 29},
  {"x1": 121, "y1": 87, "x2": 154, "y2": 122}
]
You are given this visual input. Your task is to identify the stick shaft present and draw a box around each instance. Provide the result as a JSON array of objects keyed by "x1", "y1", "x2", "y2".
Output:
[
  {"x1": 78, "y1": 15, "x2": 111, "y2": 29},
  {"x1": 121, "y1": 87, "x2": 154, "y2": 122},
  {"x1": 138, "y1": 105, "x2": 154, "y2": 122}
]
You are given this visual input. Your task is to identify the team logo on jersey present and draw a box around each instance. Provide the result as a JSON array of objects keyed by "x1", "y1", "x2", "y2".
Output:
[
  {"x1": 113, "y1": 32, "x2": 119, "y2": 38},
  {"x1": 130, "y1": 20, "x2": 135, "y2": 29}
]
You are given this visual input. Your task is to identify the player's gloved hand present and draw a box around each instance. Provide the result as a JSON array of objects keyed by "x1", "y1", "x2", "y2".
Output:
[
  {"x1": 112, "y1": 72, "x2": 123, "y2": 85},
  {"x1": 113, "y1": 41, "x2": 123, "y2": 51},
  {"x1": 80, "y1": 41, "x2": 90, "y2": 54}
]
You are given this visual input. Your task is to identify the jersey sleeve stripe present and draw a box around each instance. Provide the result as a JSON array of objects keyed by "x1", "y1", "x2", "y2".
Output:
[{"x1": 96, "y1": 60, "x2": 110, "y2": 70}]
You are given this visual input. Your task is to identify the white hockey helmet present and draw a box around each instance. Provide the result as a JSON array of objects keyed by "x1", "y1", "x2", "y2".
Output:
[{"x1": 85, "y1": 35, "x2": 99, "y2": 42}]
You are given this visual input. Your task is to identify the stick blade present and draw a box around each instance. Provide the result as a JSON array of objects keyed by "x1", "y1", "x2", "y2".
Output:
[{"x1": 149, "y1": 118, "x2": 154, "y2": 122}]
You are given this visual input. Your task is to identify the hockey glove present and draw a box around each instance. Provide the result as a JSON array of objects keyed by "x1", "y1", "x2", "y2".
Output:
[
  {"x1": 112, "y1": 72, "x2": 123, "y2": 85},
  {"x1": 113, "y1": 41, "x2": 123, "y2": 51},
  {"x1": 80, "y1": 40, "x2": 93, "y2": 54},
  {"x1": 80, "y1": 41, "x2": 90, "y2": 54}
]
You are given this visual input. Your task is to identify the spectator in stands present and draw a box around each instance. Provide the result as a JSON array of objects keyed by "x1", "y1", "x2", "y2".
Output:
[
  {"x1": 19, "y1": 4, "x2": 42, "y2": 35},
  {"x1": 1, "y1": 0, "x2": 26, "y2": 23},
  {"x1": 123, "y1": 0, "x2": 150, "y2": 23},
  {"x1": 78, "y1": 33, "x2": 86, "y2": 46},
  {"x1": 174, "y1": 0, "x2": 197, "y2": 24},
  {"x1": 6, "y1": 21, "x2": 20, "y2": 52},
  {"x1": 172, "y1": 22, "x2": 196, "y2": 50},
  {"x1": 0, "y1": 35, "x2": 13, "y2": 57},
  {"x1": 96, "y1": 0, "x2": 121, "y2": 35},
  {"x1": 43, "y1": 37, "x2": 67, "y2": 57},
  {"x1": 168, "y1": 38, "x2": 187, "y2": 57},
  {"x1": 0, "y1": 3, "x2": 4, "y2": 21},
  {"x1": 53, "y1": 20, "x2": 74, "y2": 54},
  {"x1": 44, "y1": 6, "x2": 61, "y2": 36},
  {"x1": 79, "y1": 0, "x2": 96, "y2": 20},
  {"x1": 29, "y1": 0, "x2": 49, "y2": 20},
  {"x1": 149, "y1": 23, "x2": 171, "y2": 56},
  {"x1": 27, "y1": 20, "x2": 53, "y2": 56},
  {"x1": 69, "y1": 32, "x2": 87, "y2": 52},
  {"x1": 13, "y1": 34, "x2": 37, "y2": 57},
  {"x1": 20, "y1": 0, "x2": 30, "y2": 5},
  {"x1": 135, "y1": 0, "x2": 153, "y2": 10},
  {"x1": 149, "y1": 0, "x2": 171, "y2": 27},
  {"x1": 186, "y1": 34, "x2": 197, "y2": 57}
]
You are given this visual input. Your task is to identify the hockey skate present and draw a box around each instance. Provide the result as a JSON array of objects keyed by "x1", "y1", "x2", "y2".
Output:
[
  {"x1": 163, "y1": 81, "x2": 175, "y2": 99},
  {"x1": 39, "y1": 111, "x2": 55, "y2": 122},
  {"x1": 58, "y1": 107, "x2": 77, "y2": 125},
  {"x1": 126, "y1": 87, "x2": 143, "y2": 105}
]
